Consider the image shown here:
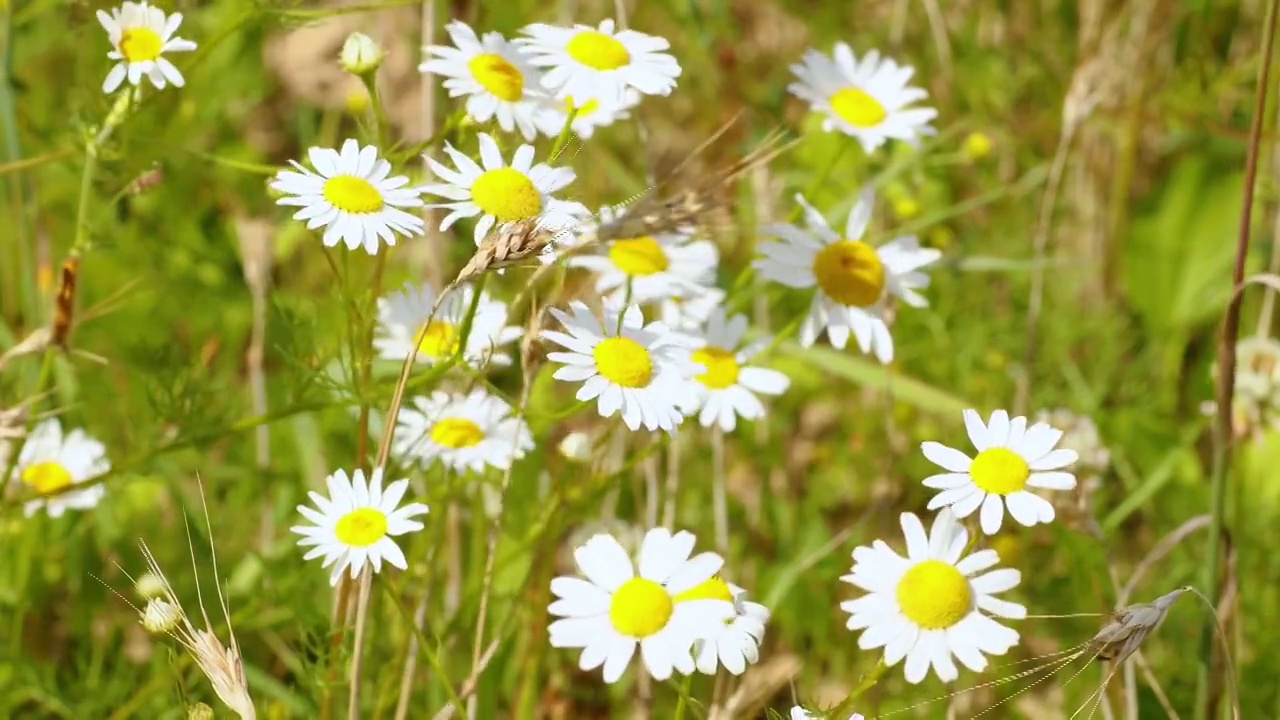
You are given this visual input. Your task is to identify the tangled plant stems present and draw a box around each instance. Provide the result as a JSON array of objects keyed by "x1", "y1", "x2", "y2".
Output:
[{"x1": 2, "y1": 1, "x2": 1274, "y2": 717}]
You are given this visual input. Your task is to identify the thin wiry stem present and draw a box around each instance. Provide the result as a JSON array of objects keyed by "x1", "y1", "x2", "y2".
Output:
[
  {"x1": 711, "y1": 426, "x2": 728, "y2": 552},
  {"x1": 347, "y1": 569, "x2": 374, "y2": 720},
  {"x1": 1197, "y1": 0, "x2": 1278, "y2": 716},
  {"x1": 661, "y1": 430, "x2": 681, "y2": 528}
]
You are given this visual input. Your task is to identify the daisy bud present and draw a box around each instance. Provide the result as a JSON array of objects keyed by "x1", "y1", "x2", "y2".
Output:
[
  {"x1": 134, "y1": 571, "x2": 166, "y2": 600},
  {"x1": 141, "y1": 598, "x2": 182, "y2": 634},
  {"x1": 340, "y1": 32, "x2": 384, "y2": 76},
  {"x1": 558, "y1": 432, "x2": 592, "y2": 462},
  {"x1": 963, "y1": 131, "x2": 993, "y2": 161}
]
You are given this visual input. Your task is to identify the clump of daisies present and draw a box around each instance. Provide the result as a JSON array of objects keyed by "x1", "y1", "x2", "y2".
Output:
[{"x1": 97, "y1": 1, "x2": 197, "y2": 94}]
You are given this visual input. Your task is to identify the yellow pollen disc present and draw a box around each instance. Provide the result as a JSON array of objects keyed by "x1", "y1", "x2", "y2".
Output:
[
  {"x1": 562, "y1": 95, "x2": 601, "y2": 117},
  {"x1": 565, "y1": 30, "x2": 630, "y2": 70},
  {"x1": 607, "y1": 236, "x2": 669, "y2": 276},
  {"x1": 413, "y1": 320, "x2": 459, "y2": 358},
  {"x1": 119, "y1": 27, "x2": 163, "y2": 63},
  {"x1": 969, "y1": 447, "x2": 1030, "y2": 495},
  {"x1": 609, "y1": 577, "x2": 673, "y2": 637},
  {"x1": 673, "y1": 575, "x2": 733, "y2": 603},
  {"x1": 429, "y1": 417, "x2": 485, "y2": 449},
  {"x1": 21, "y1": 461, "x2": 74, "y2": 495},
  {"x1": 812, "y1": 240, "x2": 886, "y2": 307},
  {"x1": 470, "y1": 168, "x2": 541, "y2": 222},
  {"x1": 467, "y1": 53, "x2": 525, "y2": 102},
  {"x1": 829, "y1": 87, "x2": 888, "y2": 128},
  {"x1": 691, "y1": 346, "x2": 739, "y2": 389},
  {"x1": 593, "y1": 337, "x2": 653, "y2": 388},
  {"x1": 896, "y1": 559, "x2": 972, "y2": 630},
  {"x1": 323, "y1": 175, "x2": 384, "y2": 214},
  {"x1": 334, "y1": 507, "x2": 388, "y2": 547}
]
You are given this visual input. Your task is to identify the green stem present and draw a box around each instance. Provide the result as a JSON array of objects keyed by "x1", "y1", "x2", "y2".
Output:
[
  {"x1": 672, "y1": 674, "x2": 693, "y2": 720},
  {"x1": 830, "y1": 659, "x2": 886, "y2": 717},
  {"x1": 549, "y1": 108, "x2": 580, "y2": 161}
]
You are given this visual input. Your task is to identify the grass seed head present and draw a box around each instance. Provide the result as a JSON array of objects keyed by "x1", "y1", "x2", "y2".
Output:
[
  {"x1": 1087, "y1": 586, "x2": 1189, "y2": 664},
  {"x1": 453, "y1": 218, "x2": 557, "y2": 285}
]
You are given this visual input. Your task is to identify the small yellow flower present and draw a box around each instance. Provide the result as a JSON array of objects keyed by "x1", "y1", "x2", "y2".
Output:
[{"x1": 963, "y1": 131, "x2": 993, "y2": 161}]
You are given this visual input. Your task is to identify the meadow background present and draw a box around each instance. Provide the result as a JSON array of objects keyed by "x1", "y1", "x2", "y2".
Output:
[{"x1": 1, "y1": 0, "x2": 1277, "y2": 717}]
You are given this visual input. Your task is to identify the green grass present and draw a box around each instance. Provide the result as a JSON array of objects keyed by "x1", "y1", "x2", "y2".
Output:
[{"x1": 1, "y1": 0, "x2": 1277, "y2": 718}]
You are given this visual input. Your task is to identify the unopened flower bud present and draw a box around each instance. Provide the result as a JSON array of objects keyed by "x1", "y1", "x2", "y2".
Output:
[{"x1": 340, "y1": 32, "x2": 384, "y2": 76}]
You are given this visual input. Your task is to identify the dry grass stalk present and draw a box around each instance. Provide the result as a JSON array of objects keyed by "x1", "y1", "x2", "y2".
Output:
[{"x1": 1087, "y1": 587, "x2": 1188, "y2": 665}]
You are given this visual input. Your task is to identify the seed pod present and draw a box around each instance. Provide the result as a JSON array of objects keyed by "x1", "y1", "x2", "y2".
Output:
[{"x1": 1087, "y1": 586, "x2": 1189, "y2": 664}]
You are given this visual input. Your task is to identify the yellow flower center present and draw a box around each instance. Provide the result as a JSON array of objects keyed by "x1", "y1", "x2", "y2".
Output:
[
  {"x1": 673, "y1": 575, "x2": 734, "y2": 603},
  {"x1": 322, "y1": 175, "x2": 384, "y2": 214},
  {"x1": 895, "y1": 559, "x2": 972, "y2": 630},
  {"x1": 429, "y1": 417, "x2": 485, "y2": 449},
  {"x1": 413, "y1": 319, "x2": 459, "y2": 359},
  {"x1": 467, "y1": 53, "x2": 525, "y2": 102},
  {"x1": 470, "y1": 167, "x2": 541, "y2": 222},
  {"x1": 829, "y1": 87, "x2": 887, "y2": 128},
  {"x1": 592, "y1": 337, "x2": 653, "y2": 388},
  {"x1": 21, "y1": 461, "x2": 74, "y2": 495},
  {"x1": 334, "y1": 507, "x2": 388, "y2": 547},
  {"x1": 969, "y1": 447, "x2": 1030, "y2": 495},
  {"x1": 812, "y1": 240, "x2": 886, "y2": 307},
  {"x1": 691, "y1": 346, "x2": 739, "y2": 389},
  {"x1": 565, "y1": 30, "x2": 630, "y2": 70},
  {"x1": 118, "y1": 27, "x2": 163, "y2": 63},
  {"x1": 607, "y1": 236, "x2": 669, "y2": 276},
  {"x1": 562, "y1": 96, "x2": 601, "y2": 117},
  {"x1": 609, "y1": 577, "x2": 673, "y2": 637}
]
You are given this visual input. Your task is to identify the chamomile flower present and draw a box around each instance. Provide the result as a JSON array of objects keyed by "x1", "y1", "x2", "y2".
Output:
[
  {"x1": 922, "y1": 409, "x2": 1079, "y2": 535},
  {"x1": 791, "y1": 708, "x2": 864, "y2": 720},
  {"x1": 373, "y1": 281, "x2": 521, "y2": 368},
  {"x1": 532, "y1": 90, "x2": 640, "y2": 139},
  {"x1": 788, "y1": 43, "x2": 937, "y2": 153},
  {"x1": 392, "y1": 389, "x2": 533, "y2": 473},
  {"x1": 755, "y1": 190, "x2": 940, "y2": 363},
  {"x1": 541, "y1": 301, "x2": 701, "y2": 432},
  {"x1": 660, "y1": 286, "x2": 727, "y2": 338},
  {"x1": 567, "y1": 206, "x2": 718, "y2": 304},
  {"x1": 548, "y1": 528, "x2": 735, "y2": 683},
  {"x1": 291, "y1": 468, "x2": 428, "y2": 585},
  {"x1": 518, "y1": 20, "x2": 681, "y2": 105},
  {"x1": 423, "y1": 133, "x2": 589, "y2": 244},
  {"x1": 271, "y1": 139, "x2": 425, "y2": 254},
  {"x1": 97, "y1": 1, "x2": 197, "y2": 94},
  {"x1": 679, "y1": 308, "x2": 790, "y2": 432},
  {"x1": 841, "y1": 509, "x2": 1025, "y2": 684},
  {"x1": 15, "y1": 418, "x2": 109, "y2": 518},
  {"x1": 673, "y1": 574, "x2": 769, "y2": 675},
  {"x1": 420, "y1": 21, "x2": 547, "y2": 140}
]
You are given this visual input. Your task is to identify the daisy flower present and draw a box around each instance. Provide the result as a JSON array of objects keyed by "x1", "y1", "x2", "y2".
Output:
[
  {"x1": 291, "y1": 468, "x2": 429, "y2": 585},
  {"x1": 791, "y1": 708, "x2": 864, "y2": 720},
  {"x1": 270, "y1": 139, "x2": 425, "y2": 254},
  {"x1": 841, "y1": 509, "x2": 1025, "y2": 684},
  {"x1": 15, "y1": 418, "x2": 109, "y2": 518},
  {"x1": 96, "y1": 1, "x2": 197, "y2": 94},
  {"x1": 420, "y1": 21, "x2": 547, "y2": 141},
  {"x1": 518, "y1": 19, "x2": 681, "y2": 105},
  {"x1": 532, "y1": 90, "x2": 640, "y2": 139},
  {"x1": 922, "y1": 409, "x2": 1079, "y2": 535},
  {"x1": 755, "y1": 190, "x2": 940, "y2": 363},
  {"x1": 679, "y1": 308, "x2": 790, "y2": 432},
  {"x1": 673, "y1": 574, "x2": 769, "y2": 676},
  {"x1": 373, "y1": 281, "x2": 522, "y2": 368},
  {"x1": 392, "y1": 389, "x2": 533, "y2": 473},
  {"x1": 788, "y1": 43, "x2": 937, "y2": 153},
  {"x1": 541, "y1": 301, "x2": 701, "y2": 432},
  {"x1": 548, "y1": 528, "x2": 735, "y2": 683},
  {"x1": 660, "y1": 286, "x2": 727, "y2": 338},
  {"x1": 423, "y1": 132, "x2": 589, "y2": 244},
  {"x1": 567, "y1": 205, "x2": 718, "y2": 304}
]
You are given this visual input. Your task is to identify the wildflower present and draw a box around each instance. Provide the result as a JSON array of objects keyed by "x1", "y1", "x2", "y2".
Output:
[
  {"x1": 393, "y1": 389, "x2": 533, "y2": 473},
  {"x1": 532, "y1": 90, "x2": 640, "y2": 139},
  {"x1": 423, "y1": 133, "x2": 588, "y2": 245},
  {"x1": 841, "y1": 509, "x2": 1025, "y2": 683},
  {"x1": 548, "y1": 528, "x2": 735, "y2": 682},
  {"x1": 518, "y1": 19, "x2": 681, "y2": 105},
  {"x1": 962, "y1": 131, "x2": 993, "y2": 161},
  {"x1": 567, "y1": 204, "x2": 719, "y2": 304},
  {"x1": 141, "y1": 598, "x2": 182, "y2": 633},
  {"x1": 679, "y1": 307, "x2": 790, "y2": 432},
  {"x1": 660, "y1": 286, "x2": 727, "y2": 338},
  {"x1": 788, "y1": 43, "x2": 936, "y2": 152},
  {"x1": 1218, "y1": 335, "x2": 1280, "y2": 436},
  {"x1": 540, "y1": 301, "x2": 702, "y2": 432},
  {"x1": 420, "y1": 21, "x2": 547, "y2": 140},
  {"x1": 373, "y1": 281, "x2": 522, "y2": 368},
  {"x1": 97, "y1": 1, "x2": 197, "y2": 94},
  {"x1": 558, "y1": 431, "x2": 593, "y2": 462},
  {"x1": 755, "y1": 190, "x2": 940, "y2": 363},
  {"x1": 791, "y1": 708, "x2": 864, "y2": 720},
  {"x1": 16, "y1": 418, "x2": 109, "y2": 518},
  {"x1": 291, "y1": 468, "x2": 428, "y2": 585},
  {"x1": 674, "y1": 574, "x2": 769, "y2": 675},
  {"x1": 340, "y1": 32, "x2": 384, "y2": 76},
  {"x1": 270, "y1": 139, "x2": 425, "y2": 254},
  {"x1": 921, "y1": 409, "x2": 1079, "y2": 535}
]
